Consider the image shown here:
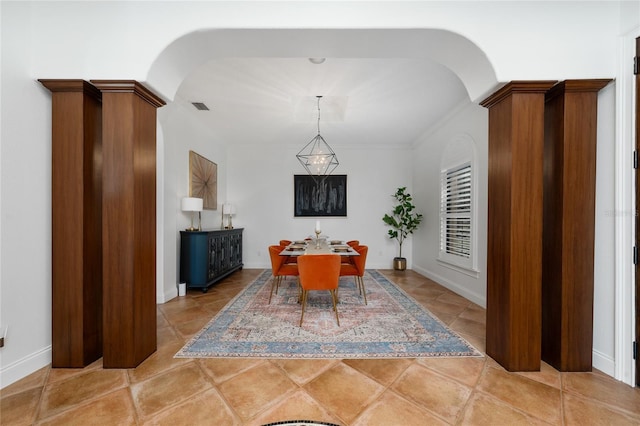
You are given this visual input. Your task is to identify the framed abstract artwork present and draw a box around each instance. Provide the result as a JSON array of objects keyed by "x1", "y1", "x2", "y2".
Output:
[
  {"x1": 294, "y1": 174, "x2": 347, "y2": 217},
  {"x1": 189, "y1": 150, "x2": 217, "y2": 210}
]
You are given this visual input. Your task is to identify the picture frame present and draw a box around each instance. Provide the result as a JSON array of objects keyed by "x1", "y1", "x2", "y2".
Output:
[
  {"x1": 294, "y1": 174, "x2": 347, "y2": 217},
  {"x1": 189, "y1": 150, "x2": 217, "y2": 210}
]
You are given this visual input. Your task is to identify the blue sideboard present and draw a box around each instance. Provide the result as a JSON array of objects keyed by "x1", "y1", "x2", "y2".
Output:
[{"x1": 180, "y1": 228, "x2": 243, "y2": 292}]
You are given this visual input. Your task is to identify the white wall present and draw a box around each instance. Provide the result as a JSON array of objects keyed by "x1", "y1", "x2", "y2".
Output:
[
  {"x1": 0, "y1": 1, "x2": 633, "y2": 388},
  {"x1": 411, "y1": 101, "x2": 489, "y2": 307},
  {"x1": 157, "y1": 102, "x2": 229, "y2": 303},
  {"x1": 1, "y1": 5, "x2": 55, "y2": 387},
  {"x1": 227, "y1": 142, "x2": 414, "y2": 270},
  {"x1": 593, "y1": 83, "x2": 617, "y2": 376}
]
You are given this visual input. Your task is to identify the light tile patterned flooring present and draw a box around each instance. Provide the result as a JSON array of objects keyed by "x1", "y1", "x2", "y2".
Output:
[{"x1": 2, "y1": 269, "x2": 640, "y2": 425}]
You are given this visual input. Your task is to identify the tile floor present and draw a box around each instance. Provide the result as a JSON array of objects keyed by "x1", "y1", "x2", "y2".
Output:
[{"x1": 2, "y1": 269, "x2": 639, "y2": 425}]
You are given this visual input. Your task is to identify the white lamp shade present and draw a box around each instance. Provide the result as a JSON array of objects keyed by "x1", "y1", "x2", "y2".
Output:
[
  {"x1": 181, "y1": 197, "x2": 203, "y2": 212},
  {"x1": 223, "y1": 203, "x2": 236, "y2": 215}
]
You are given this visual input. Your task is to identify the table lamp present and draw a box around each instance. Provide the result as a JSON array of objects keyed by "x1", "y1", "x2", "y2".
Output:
[
  {"x1": 223, "y1": 204, "x2": 236, "y2": 229},
  {"x1": 181, "y1": 197, "x2": 203, "y2": 231}
]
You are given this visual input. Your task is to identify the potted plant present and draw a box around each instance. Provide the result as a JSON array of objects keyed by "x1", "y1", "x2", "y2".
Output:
[{"x1": 382, "y1": 187, "x2": 423, "y2": 271}]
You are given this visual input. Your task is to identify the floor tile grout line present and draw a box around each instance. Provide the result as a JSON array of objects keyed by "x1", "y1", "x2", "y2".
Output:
[
  {"x1": 558, "y1": 384, "x2": 640, "y2": 420},
  {"x1": 35, "y1": 383, "x2": 132, "y2": 424},
  {"x1": 476, "y1": 362, "x2": 564, "y2": 425},
  {"x1": 190, "y1": 359, "x2": 246, "y2": 425}
]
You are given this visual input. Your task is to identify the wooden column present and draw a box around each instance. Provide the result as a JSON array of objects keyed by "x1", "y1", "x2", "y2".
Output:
[
  {"x1": 542, "y1": 79, "x2": 611, "y2": 371},
  {"x1": 91, "y1": 80, "x2": 165, "y2": 368},
  {"x1": 39, "y1": 79, "x2": 103, "y2": 367},
  {"x1": 481, "y1": 81, "x2": 557, "y2": 371}
]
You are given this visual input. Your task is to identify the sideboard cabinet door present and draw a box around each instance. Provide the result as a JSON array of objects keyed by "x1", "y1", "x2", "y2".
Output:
[{"x1": 180, "y1": 229, "x2": 243, "y2": 292}]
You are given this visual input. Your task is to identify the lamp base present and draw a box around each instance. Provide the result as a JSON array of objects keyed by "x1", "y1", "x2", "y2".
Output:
[{"x1": 185, "y1": 226, "x2": 198, "y2": 232}]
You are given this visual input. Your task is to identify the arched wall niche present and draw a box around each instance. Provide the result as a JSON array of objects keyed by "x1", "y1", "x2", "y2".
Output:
[{"x1": 145, "y1": 28, "x2": 499, "y2": 104}]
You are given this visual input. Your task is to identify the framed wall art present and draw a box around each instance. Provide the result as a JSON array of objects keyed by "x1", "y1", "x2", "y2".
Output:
[
  {"x1": 189, "y1": 150, "x2": 217, "y2": 210},
  {"x1": 294, "y1": 174, "x2": 347, "y2": 217}
]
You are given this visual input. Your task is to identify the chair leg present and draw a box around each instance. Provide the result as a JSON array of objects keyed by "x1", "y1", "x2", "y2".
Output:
[
  {"x1": 330, "y1": 289, "x2": 340, "y2": 326},
  {"x1": 269, "y1": 275, "x2": 277, "y2": 304},
  {"x1": 359, "y1": 276, "x2": 367, "y2": 305},
  {"x1": 299, "y1": 289, "x2": 307, "y2": 326},
  {"x1": 354, "y1": 277, "x2": 361, "y2": 294}
]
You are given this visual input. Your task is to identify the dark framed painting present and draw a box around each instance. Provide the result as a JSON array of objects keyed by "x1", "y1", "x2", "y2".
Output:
[{"x1": 294, "y1": 175, "x2": 347, "y2": 217}]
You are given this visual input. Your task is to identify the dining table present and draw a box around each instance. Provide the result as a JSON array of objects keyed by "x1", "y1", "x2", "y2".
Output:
[{"x1": 279, "y1": 238, "x2": 360, "y2": 257}]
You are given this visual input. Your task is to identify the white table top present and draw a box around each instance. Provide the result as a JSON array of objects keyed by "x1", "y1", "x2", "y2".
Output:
[{"x1": 279, "y1": 240, "x2": 359, "y2": 256}]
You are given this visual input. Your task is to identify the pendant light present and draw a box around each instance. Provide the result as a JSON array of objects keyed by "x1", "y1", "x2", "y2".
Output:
[{"x1": 296, "y1": 96, "x2": 339, "y2": 182}]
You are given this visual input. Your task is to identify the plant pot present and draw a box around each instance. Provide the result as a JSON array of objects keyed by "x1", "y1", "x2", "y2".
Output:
[{"x1": 393, "y1": 257, "x2": 407, "y2": 271}]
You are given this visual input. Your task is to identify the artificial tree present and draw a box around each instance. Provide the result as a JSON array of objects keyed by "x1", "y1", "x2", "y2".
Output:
[{"x1": 382, "y1": 187, "x2": 423, "y2": 270}]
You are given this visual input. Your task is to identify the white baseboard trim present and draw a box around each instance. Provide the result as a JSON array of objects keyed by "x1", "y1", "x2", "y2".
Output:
[
  {"x1": 1, "y1": 345, "x2": 52, "y2": 390},
  {"x1": 159, "y1": 287, "x2": 179, "y2": 304},
  {"x1": 412, "y1": 264, "x2": 486, "y2": 308},
  {"x1": 592, "y1": 349, "x2": 616, "y2": 378}
]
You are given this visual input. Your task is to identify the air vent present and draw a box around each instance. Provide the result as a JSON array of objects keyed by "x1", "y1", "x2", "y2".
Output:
[{"x1": 191, "y1": 102, "x2": 210, "y2": 111}]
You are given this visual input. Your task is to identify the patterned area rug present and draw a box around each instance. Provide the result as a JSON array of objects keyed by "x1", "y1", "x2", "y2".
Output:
[{"x1": 175, "y1": 270, "x2": 482, "y2": 359}]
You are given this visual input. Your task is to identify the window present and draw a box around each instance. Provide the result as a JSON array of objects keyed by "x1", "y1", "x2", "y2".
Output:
[{"x1": 439, "y1": 162, "x2": 475, "y2": 272}]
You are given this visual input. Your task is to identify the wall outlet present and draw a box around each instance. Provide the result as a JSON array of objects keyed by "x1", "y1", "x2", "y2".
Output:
[{"x1": 0, "y1": 325, "x2": 6, "y2": 348}]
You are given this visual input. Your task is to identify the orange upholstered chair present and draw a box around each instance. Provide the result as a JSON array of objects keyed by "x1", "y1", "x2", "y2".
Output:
[
  {"x1": 268, "y1": 245, "x2": 299, "y2": 303},
  {"x1": 339, "y1": 245, "x2": 369, "y2": 304},
  {"x1": 297, "y1": 254, "x2": 341, "y2": 326},
  {"x1": 343, "y1": 240, "x2": 360, "y2": 265},
  {"x1": 279, "y1": 240, "x2": 297, "y2": 264},
  {"x1": 346, "y1": 240, "x2": 359, "y2": 248}
]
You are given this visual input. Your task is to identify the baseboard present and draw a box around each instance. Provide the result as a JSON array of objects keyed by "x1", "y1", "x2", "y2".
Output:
[
  {"x1": 159, "y1": 286, "x2": 179, "y2": 304},
  {"x1": 0, "y1": 345, "x2": 52, "y2": 390},
  {"x1": 412, "y1": 264, "x2": 486, "y2": 308},
  {"x1": 592, "y1": 348, "x2": 615, "y2": 377}
]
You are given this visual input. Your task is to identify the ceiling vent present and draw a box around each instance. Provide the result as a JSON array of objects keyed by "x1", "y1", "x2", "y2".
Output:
[{"x1": 191, "y1": 102, "x2": 210, "y2": 111}]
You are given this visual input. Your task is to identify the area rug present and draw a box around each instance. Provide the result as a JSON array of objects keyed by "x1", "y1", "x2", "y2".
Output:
[{"x1": 175, "y1": 270, "x2": 482, "y2": 359}]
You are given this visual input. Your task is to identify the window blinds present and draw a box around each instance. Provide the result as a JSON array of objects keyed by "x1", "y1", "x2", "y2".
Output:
[{"x1": 441, "y1": 163, "x2": 472, "y2": 258}]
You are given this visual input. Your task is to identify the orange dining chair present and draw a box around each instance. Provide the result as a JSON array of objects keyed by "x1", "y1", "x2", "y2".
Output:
[
  {"x1": 268, "y1": 245, "x2": 299, "y2": 304},
  {"x1": 297, "y1": 254, "x2": 341, "y2": 326},
  {"x1": 339, "y1": 245, "x2": 369, "y2": 304},
  {"x1": 343, "y1": 240, "x2": 360, "y2": 265},
  {"x1": 346, "y1": 240, "x2": 359, "y2": 248},
  {"x1": 279, "y1": 240, "x2": 297, "y2": 264}
]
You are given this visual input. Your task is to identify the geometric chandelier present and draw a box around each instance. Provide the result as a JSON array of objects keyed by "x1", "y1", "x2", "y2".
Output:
[{"x1": 296, "y1": 95, "x2": 339, "y2": 182}]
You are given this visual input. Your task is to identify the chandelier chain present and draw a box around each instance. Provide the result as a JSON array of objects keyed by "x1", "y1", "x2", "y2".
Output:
[{"x1": 317, "y1": 96, "x2": 321, "y2": 135}]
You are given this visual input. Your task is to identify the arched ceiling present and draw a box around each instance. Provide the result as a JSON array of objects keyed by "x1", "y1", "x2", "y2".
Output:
[{"x1": 148, "y1": 29, "x2": 497, "y2": 147}]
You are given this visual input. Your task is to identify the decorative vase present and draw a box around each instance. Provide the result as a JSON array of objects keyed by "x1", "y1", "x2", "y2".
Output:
[{"x1": 393, "y1": 257, "x2": 407, "y2": 271}]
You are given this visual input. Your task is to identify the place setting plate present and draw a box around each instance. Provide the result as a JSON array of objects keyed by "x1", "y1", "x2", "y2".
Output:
[{"x1": 332, "y1": 247, "x2": 351, "y2": 252}]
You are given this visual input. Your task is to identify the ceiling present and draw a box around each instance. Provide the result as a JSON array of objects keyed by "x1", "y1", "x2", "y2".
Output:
[{"x1": 174, "y1": 56, "x2": 470, "y2": 147}]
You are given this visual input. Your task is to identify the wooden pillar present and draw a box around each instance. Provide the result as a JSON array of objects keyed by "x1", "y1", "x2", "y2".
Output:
[
  {"x1": 481, "y1": 81, "x2": 557, "y2": 371},
  {"x1": 91, "y1": 80, "x2": 165, "y2": 368},
  {"x1": 39, "y1": 79, "x2": 103, "y2": 367},
  {"x1": 542, "y1": 79, "x2": 611, "y2": 371}
]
